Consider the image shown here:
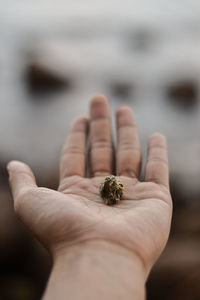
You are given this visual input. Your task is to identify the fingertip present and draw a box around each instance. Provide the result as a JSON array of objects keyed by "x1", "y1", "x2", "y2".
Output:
[
  {"x1": 149, "y1": 133, "x2": 167, "y2": 147},
  {"x1": 151, "y1": 132, "x2": 166, "y2": 139},
  {"x1": 116, "y1": 105, "x2": 136, "y2": 127},
  {"x1": 70, "y1": 116, "x2": 89, "y2": 132},
  {"x1": 90, "y1": 94, "x2": 108, "y2": 105},
  {"x1": 116, "y1": 105, "x2": 134, "y2": 115},
  {"x1": 7, "y1": 160, "x2": 37, "y2": 202},
  {"x1": 7, "y1": 160, "x2": 36, "y2": 182},
  {"x1": 90, "y1": 94, "x2": 110, "y2": 119},
  {"x1": 7, "y1": 160, "x2": 27, "y2": 172}
]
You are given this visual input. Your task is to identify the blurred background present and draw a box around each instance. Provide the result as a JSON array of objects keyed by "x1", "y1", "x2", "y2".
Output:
[{"x1": 0, "y1": 0, "x2": 200, "y2": 299}]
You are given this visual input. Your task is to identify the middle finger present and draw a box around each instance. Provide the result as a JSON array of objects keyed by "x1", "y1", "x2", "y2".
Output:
[{"x1": 90, "y1": 95, "x2": 114, "y2": 177}]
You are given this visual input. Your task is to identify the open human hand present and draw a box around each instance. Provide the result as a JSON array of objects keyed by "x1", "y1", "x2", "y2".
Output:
[{"x1": 8, "y1": 95, "x2": 172, "y2": 277}]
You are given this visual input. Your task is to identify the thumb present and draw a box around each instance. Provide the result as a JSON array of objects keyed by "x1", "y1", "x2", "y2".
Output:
[
  {"x1": 7, "y1": 160, "x2": 37, "y2": 211},
  {"x1": 7, "y1": 161, "x2": 54, "y2": 248}
]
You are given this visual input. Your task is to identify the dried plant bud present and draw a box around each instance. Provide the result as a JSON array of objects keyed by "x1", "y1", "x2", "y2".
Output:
[{"x1": 99, "y1": 175, "x2": 124, "y2": 205}]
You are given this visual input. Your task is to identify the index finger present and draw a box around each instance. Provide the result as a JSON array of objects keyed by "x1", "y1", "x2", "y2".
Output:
[
  {"x1": 60, "y1": 117, "x2": 89, "y2": 181},
  {"x1": 145, "y1": 133, "x2": 169, "y2": 189}
]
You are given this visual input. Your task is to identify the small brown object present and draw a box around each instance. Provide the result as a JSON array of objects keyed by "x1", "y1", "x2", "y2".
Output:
[
  {"x1": 100, "y1": 175, "x2": 124, "y2": 205},
  {"x1": 167, "y1": 80, "x2": 198, "y2": 110},
  {"x1": 26, "y1": 63, "x2": 71, "y2": 95}
]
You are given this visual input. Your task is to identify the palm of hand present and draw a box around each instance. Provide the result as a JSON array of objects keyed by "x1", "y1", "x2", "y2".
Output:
[
  {"x1": 58, "y1": 176, "x2": 171, "y2": 267},
  {"x1": 8, "y1": 95, "x2": 172, "y2": 271}
]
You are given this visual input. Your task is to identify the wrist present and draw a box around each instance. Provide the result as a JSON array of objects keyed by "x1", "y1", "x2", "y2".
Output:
[
  {"x1": 44, "y1": 240, "x2": 147, "y2": 300},
  {"x1": 53, "y1": 239, "x2": 147, "y2": 275}
]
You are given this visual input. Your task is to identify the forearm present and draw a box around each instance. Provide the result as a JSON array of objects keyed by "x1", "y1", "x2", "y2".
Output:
[{"x1": 43, "y1": 241, "x2": 146, "y2": 300}]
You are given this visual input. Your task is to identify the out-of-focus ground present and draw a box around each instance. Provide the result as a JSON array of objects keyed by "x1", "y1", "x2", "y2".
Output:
[{"x1": 0, "y1": 1, "x2": 200, "y2": 299}]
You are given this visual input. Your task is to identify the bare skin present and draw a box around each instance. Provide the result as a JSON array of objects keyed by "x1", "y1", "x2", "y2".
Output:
[{"x1": 7, "y1": 95, "x2": 172, "y2": 300}]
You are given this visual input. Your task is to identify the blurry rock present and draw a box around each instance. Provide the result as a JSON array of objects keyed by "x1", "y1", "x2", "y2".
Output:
[
  {"x1": 110, "y1": 81, "x2": 134, "y2": 100},
  {"x1": 126, "y1": 27, "x2": 157, "y2": 53},
  {"x1": 166, "y1": 80, "x2": 198, "y2": 110},
  {"x1": 25, "y1": 63, "x2": 72, "y2": 95}
]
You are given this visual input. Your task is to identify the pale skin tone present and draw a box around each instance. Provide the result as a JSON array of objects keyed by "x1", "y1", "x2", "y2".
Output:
[{"x1": 7, "y1": 95, "x2": 172, "y2": 300}]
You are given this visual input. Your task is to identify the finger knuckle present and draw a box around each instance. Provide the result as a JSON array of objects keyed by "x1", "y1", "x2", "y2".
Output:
[
  {"x1": 147, "y1": 157, "x2": 168, "y2": 167},
  {"x1": 92, "y1": 138, "x2": 112, "y2": 150},
  {"x1": 62, "y1": 146, "x2": 84, "y2": 156}
]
